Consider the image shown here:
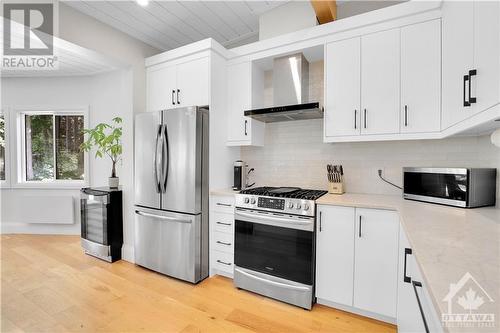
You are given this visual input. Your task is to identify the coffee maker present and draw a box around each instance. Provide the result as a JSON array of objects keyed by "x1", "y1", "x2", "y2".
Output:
[{"x1": 233, "y1": 160, "x2": 254, "y2": 191}]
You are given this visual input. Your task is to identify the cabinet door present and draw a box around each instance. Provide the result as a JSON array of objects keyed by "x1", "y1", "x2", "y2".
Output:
[
  {"x1": 397, "y1": 228, "x2": 427, "y2": 333},
  {"x1": 401, "y1": 20, "x2": 441, "y2": 133},
  {"x1": 442, "y1": 1, "x2": 475, "y2": 128},
  {"x1": 227, "y1": 62, "x2": 252, "y2": 143},
  {"x1": 316, "y1": 205, "x2": 355, "y2": 306},
  {"x1": 147, "y1": 65, "x2": 177, "y2": 112},
  {"x1": 325, "y1": 38, "x2": 361, "y2": 137},
  {"x1": 176, "y1": 57, "x2": 209, "y2": 108},
  {"x1": 354, "y1": 208, "x2": 399, "y2": 318},
  {"x1": 472, "y1": 0, "x2": 500, "y2": 114},
  {"x1": 361, "y1": 29, "x2": 400, "y2": 135}
]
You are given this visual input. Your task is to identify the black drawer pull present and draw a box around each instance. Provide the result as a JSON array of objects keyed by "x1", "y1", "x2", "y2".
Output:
[
  {"x1": 404, "y1": 248, "x2": 412, "y2": 283},
  {"x1": 354, "y1": 109, "x2": 357, "y2": 129},
  {"x1": 358, "y1": 215, "x2": 362, "y2": 238},
  {"x1": 217, "y1": 260, "x2": 231, "y2": 266},
  {"x1": 172, "y1": 90, "x2": 175, "y2": 105},
  {"x1": 216, "y1": 241, "x2": 231, "y2": 246},
  {"x1": 412, "y1": 281, "x2": 430, "y2": 333},
  {"x1": 216, "y1": 203, "x2": 231, "y2": 207},
  {"x1": 468, "y1": 69, "x2": 477, "y2": 104},
  {"x1": 463, "y1": 75, "x2": 470, "y2": 107},
  {"x1": 216, "y1": 221, "x2": 231, "y2": 226}
]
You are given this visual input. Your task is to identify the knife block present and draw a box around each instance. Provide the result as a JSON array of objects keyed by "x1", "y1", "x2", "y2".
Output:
[{"x1": 328, "y1": 182, "x2": 345, "y2": 195}]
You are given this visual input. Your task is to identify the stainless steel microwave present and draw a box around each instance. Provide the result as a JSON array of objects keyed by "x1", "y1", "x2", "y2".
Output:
[{"x1": 403, "y1": 167, "x2": 497, "y2": 208}]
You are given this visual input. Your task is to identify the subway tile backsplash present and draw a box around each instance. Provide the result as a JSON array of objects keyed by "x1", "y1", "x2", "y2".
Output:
[{"x1": 241, "y1": 118, "x2": 500, "y2": 200}]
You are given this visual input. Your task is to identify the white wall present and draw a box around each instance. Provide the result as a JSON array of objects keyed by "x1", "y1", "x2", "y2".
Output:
[
  {"x1": 0, "y1": 70, "x2": 136, "y2": 259},
  {"x1": 58, "y1": 3, "x2": 160, "y2": 114},
  {"x1": 259, "y1": 2, "x2": 318, "y2": 41}
]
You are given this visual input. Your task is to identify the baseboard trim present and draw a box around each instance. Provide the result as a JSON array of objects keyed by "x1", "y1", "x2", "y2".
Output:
[{"x1": 316, "y1": 298, "x2": 396, "y2": 325}]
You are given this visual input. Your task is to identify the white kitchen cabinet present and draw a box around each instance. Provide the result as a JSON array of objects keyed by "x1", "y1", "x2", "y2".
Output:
[
  {"x1": 147, "y1": 57, "x2": 209, "y2": 112},
  {"x1": 353, "y1": 208, "x2": 399, "y2": 318},
  {"x1": 401, "y1": 20, "x2": 441, "y2": 133},
  {"x1": 361, "y1": 29, "x2": 400, "y2": 135},
  {"x1": 316, "y1": 205, "x2": 355, "y2": 306},
  {"x1": 209, "y1": 194, "x2": 235, "y2": 278},
  {"x1": 442, "y1": 0, "x2": 500, "y2": 128},
  {"x1": 397, "y1": 228, "x2": 443, "y2": 333},
  {"x1": 226, "y1": 62, "x2": 264, "y2": 146},
  {"x1": 147, "y1": 65, "x2": 177, "y2": 112},
  {"x1": 324, "y1": 37, "x2": 361, "y2": 137}
]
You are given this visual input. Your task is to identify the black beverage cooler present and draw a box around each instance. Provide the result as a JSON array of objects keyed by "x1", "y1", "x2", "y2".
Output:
[{"x1": 80, "y1": 187, "x2": 123, "y2": 262}]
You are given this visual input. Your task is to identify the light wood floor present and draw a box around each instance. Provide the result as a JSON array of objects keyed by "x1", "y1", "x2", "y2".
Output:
[{"x1": 1, "y1": 235, "x2": 396, "y2": 333}]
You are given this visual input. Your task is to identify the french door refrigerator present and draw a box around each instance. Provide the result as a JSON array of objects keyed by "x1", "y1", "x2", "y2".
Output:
[{"x1": 134, "y1": 106, "x2": 209, "y2": 283}]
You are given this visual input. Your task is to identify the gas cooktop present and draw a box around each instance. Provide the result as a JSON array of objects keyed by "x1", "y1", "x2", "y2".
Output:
[{"x1": 240, "y1": 186, "x2": 327, "y2": 200}]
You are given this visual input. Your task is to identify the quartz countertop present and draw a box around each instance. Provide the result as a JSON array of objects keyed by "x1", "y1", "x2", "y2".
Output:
[
  {"x1": 316, "y1": 193, "x2": 500, "y2": 328},
  {"x1": 210, "y1": 188, "x2": 240, "y2": 196}
]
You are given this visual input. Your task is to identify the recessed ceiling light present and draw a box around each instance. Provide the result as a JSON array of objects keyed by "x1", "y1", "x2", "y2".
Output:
[{"x1": 136, "y1": 0, "x2": 149, "y2": 7}]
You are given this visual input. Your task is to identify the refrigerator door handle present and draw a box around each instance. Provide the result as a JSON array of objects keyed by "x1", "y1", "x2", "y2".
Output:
[
  {"x1": 154, "y1": 125, "x2": 162, "y2": 193},
  {"x1": 160, "y1": 124, "x2": 169, "y2": 193}
]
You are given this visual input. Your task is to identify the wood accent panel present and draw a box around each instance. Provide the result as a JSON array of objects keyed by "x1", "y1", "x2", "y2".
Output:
[
  {"x1": 1, "y1": 235, "x2": 396, "y2": 332},
  {"x1": 311, "y1": 1, "x2": 337, "y2": 24}
]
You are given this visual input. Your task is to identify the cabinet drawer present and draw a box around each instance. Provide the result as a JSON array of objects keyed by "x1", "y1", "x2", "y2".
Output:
[
  {"x1": 213, "y1": 231, "x2": 234, "y2": 253},
  {"x1": 210, "y1": 195, "x2": 235, "y2": 213},
  {"x1": 212, "y1": 250, "x2": 234, "y2": 274},
  {"x1": 212, "y1": 212, "x2": 234, "y2": 233}
]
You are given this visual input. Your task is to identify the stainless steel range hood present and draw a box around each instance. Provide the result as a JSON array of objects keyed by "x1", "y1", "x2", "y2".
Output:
[{"x1": 244, "y1": 53, "x2": 323, "y2": 123}]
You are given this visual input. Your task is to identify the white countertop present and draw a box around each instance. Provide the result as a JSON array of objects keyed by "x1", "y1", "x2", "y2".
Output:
[
  {"x1": 316, "y1": 193, "x2": 500, "y2": 326},
  {"x1": 210, "y1": 188, "x2": 240, "y2": 196}
]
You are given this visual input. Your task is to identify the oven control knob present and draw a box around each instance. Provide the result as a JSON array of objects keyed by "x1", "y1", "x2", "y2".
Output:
[
  {"x1": 250, "y1": 198, "x2": 256, "y2": 204},
  {"x1": 288, "y1": 202, "x2": 294, "y2": 209},
  {"x1": 303, "y1": 203, "x2": 310, "y2": 211},
  {"x1": 296, "y1": 203, "x2": 302, "y2": 210},
  {"x1": 244, "y1": 197, "x2": 250, "y2": 204}
]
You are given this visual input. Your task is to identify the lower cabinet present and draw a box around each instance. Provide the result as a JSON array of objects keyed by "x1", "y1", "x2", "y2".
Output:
[
  {"x1": 316, "y1": 205, "x2": 399, "y2": 321},
  {"x1": 398, "y1": 228, "x2": 443, "y2": 333},
  {"x1": 209, "y1": 194, "x2": 235, "y2": 278}
]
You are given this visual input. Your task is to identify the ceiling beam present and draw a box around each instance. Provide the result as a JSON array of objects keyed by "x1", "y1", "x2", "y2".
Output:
[{"x1": 310, "y1": 1, "x2": 337, "y2": 24}]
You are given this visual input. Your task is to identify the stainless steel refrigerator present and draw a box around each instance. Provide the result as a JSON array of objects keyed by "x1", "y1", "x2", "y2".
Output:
[{"x1": 134, "y1": 106, "x2": 209, "y2": 283}]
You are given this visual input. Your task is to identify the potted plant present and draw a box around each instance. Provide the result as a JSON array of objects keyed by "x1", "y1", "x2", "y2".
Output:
[{"x1": 80, "y1": 117, "x2": 123, "y2": 188}]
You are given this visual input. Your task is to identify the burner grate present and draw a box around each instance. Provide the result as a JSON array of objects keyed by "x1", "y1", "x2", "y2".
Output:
[{"x1": 240, "y1": 187, "x2": 327, "y2": 200}]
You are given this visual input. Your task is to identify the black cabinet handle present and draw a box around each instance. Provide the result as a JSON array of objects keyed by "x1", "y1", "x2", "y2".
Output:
[
  {"x1": 358, "y1": 215, "x2": 362, "y2": 238},
  {"x1": 463, "y1": 75, "x2": 471, "y2": 107},
  {"x1": 216, "y1": 203, "x2": 231, "y2": 207},
  {"x1": 244, "y1": 120, "x2": 248, "y2": 136},
  {"x1": 404, "y1": 105, "x2": 408, "y2": 127},
  {"x1": 364, "y1": 109, "x2": 367, "y2": 129},
  {"x1": 172, "y1": 90, "x2": 175, "y2": 105},
  {"x1": 177, "y1": 89, "x2": 180, "y2": 105},
  {"x1": 468, "y1": 69, "x2": 477, "y2": 104},
  {"x1": 319, "y1": 211, "x2": 322, "y2": 232},
  {"x1": 354, "y1": 109, "x2": 357, "y2": 129},
  {"x1": 412, "y1": 281, "x2": 430, "y2": 333},
  {"x1": 217, "y1": 259, "x2": 231, "y2": 266},
  {"x1": 404, "y1": 248, "x2": 412, "y2": 283},
  {"x1": 216, "y1": 221, "x2": 231, "y2": 226},
  {"x1": 216, "y1": 241, "x2": 231, "y2": 246}
]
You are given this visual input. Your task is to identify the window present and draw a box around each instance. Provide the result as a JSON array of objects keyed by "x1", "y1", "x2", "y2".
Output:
[
  {"x1": 0, "y1": 114, "x2": 5, "y2": 181},
  {"x1": 22, "y1": 112, "x2": 85, "y2": 182}
]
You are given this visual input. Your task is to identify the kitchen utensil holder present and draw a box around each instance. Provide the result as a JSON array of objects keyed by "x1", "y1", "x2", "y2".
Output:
[{"x1": 328, "y1": 182, "x2": 345, "y2": 195}]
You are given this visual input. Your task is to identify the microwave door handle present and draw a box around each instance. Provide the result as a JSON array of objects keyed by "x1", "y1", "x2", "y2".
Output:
[
  {"x1": 161, "y1": 124, "x2": 169, "y2": 193},
  {"x1": 154, "y1": 125, "x2": 162, "y2": 193}
]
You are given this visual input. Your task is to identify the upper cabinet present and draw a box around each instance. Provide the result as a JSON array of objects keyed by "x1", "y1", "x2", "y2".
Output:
[
  {"x1": 401, "y1": 20, "x2": 441, "y2": 133},
  {"x1": 147, "y1": 57, "x2": 209, "y2": 112},
  {"x1": 361, "y1": 29, "x2": 400, "y2": 135},
  {"x1": 226, "y1": 62, "x2": 265, "y2": 146},
  {"x1": 324, "y1": 20, "x2": 442, "y2": 142},
  {"x1": 442, "y1": 0, "x2": 500, "y2": 128}
]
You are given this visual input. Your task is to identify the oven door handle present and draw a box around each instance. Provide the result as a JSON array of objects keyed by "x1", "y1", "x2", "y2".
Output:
[
  {"x1": 235, "y1": 210, "x2": 313, "y2": 229},
  {"x1": 234, "y1": 268, "x2": 310, "y2": 291}
]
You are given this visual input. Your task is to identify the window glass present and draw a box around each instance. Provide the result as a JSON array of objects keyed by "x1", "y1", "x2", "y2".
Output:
[
  {"x1": 25, "y1": 114, "x2": 54, "y2": 181},
  {"x1": 0, "y1": 115, "x2": 5, "y2": 180},
  {"x1": 55, "y1": 115, "x2": 84, "y2": 180}
]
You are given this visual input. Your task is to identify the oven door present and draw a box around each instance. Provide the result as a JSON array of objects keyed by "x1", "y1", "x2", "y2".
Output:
[{"x1": 234, "y1": 208, "x2": 314, "y2": 285}]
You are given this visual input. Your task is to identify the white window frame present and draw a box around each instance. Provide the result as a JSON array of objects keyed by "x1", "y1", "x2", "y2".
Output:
[
  {"x1": 13, "y1": 106, "x2": 89, "y2": 189},
  {"x1": 0, "y1": 108, "x2": 11, "y2": 188}
]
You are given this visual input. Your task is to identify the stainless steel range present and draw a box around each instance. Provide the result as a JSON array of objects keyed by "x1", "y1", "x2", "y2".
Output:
[{"x1": 234, "y1": 187, "x2": 327, "y2": 309}]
